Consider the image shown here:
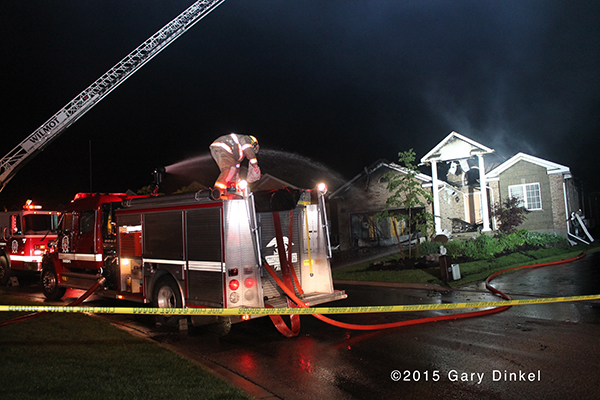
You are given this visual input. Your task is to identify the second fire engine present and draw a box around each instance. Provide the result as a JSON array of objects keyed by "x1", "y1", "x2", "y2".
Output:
[{"x1": 0, "y1": 201, "x2": 60, "y2": 285}]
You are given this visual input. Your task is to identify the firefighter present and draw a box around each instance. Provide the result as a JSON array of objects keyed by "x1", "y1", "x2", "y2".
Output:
[{"x1": 209, "y1": 133, "x2": 261, "y2": 191}]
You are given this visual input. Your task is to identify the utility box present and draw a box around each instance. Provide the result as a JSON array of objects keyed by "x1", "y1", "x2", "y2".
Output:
[{"x1": 451, "y1": 264, "x2": 461, "y2": 280}]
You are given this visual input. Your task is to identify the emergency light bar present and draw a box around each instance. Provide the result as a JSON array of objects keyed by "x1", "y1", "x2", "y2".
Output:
[{"x1": 23, "y1": 200, "x2": 42, "y2": 210}]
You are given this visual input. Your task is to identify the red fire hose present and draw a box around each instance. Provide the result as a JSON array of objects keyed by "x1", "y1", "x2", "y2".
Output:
[
  {"x1": 0, "y1": 276, "x2": 106, "y2": 328},
  {"x1": 264, "y1": 236, "x2": 586, "y2": 337}
]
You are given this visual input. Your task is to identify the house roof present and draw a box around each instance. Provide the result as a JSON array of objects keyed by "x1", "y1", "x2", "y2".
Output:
[
  {"x1": 486, "y1": 152, "x2": 571, "y2": 178},
  {"x1": 421, "y1": 131, "x2": 494, "y2": 163},
  {"x1": 329, "y1": 159, "x2": 434, "y2": 199},
  {"x1": 250, "y1": 173, "x2": 299, "y2": 191}
]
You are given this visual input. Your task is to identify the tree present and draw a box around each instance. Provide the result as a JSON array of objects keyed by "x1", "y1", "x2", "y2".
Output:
[
  {"x1": 173, "y1": 181, "x2": 205, "y2": 194},
  {"x1": 380, "y1": 149, "x2": 434, "y2": 258},
  {"x1": 136, "y1": 184, "x2": 155, "y2": 195},
  {"x1": 493, "y1": 196, "x2": 530, "y2": 234}
]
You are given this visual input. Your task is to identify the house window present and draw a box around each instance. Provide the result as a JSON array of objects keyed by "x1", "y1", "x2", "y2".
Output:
[{"x1": 508, "y1": 183, "x2": 542, "y2": 210}]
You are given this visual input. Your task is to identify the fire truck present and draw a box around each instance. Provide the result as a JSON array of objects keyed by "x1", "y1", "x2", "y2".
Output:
[
  {"x1": 41, "y1": 185, "x2": 346, "y2": 329},
  {"x1": 0, "y1": 201, "x2": 60, "y2": 285}
]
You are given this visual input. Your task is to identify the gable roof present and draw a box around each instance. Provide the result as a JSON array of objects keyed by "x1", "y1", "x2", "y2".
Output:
[
  {"x1": 329, "y1": 159, "x2": 433, "y2": 199},
  {"x1": 250, "y1": 173, "x2": 299, "y2": 191},
  {"x1": 486, "y1": 152, "x2": 571, "y2": 178},
  {"x1": 421, "y1": 131, "x2": 494, "y2": 163}
]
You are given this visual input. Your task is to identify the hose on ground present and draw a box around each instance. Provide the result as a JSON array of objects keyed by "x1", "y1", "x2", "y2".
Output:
[
  {"x1": 264, "y1": 253, "x2": 586, "y2": 336},
  {"x1": 0, "y1": 277, "x2": 106, "y2": 328}
]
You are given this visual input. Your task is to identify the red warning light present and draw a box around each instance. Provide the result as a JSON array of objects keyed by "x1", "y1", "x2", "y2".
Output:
[
  {"x1": 244, "y1": 278, "x2": 256, "y2": 288},
  {"x1": 23, "y1": 200, "x2": 42, "y2": 210},
  {"x1": 229, "y1": 279, "x2": 240, "y2": 291}
]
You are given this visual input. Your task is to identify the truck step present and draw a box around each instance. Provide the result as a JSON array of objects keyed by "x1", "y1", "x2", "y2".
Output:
[{"x1": 60, "y1": 272, "x2": 103, "y2": 290}]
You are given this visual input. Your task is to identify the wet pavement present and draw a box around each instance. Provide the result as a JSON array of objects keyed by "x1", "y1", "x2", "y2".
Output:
[
  {"x1": 117, "y1": 251, "x2": 600, "y2": 399},
  {"x1": 2, "y1": 251, "x2": 600, "y2": 399}
]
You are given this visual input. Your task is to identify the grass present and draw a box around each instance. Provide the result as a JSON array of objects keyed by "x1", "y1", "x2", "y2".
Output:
[
  {"x1": 0, "y1": 295, "x2": 249, "y2": 400},
  {"x1": 333, "y1": 244, "x2": 600, "y2": 287}
]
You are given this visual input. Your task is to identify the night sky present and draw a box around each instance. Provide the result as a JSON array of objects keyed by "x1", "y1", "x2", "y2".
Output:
[{"x1": 2, "y1": 0, "x2": 600, "y2": 209}]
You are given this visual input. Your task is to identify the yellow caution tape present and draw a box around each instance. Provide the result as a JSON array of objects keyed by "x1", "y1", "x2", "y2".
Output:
[{"x1": 1, "y1": 294, "x2": 599, "y2": 316}]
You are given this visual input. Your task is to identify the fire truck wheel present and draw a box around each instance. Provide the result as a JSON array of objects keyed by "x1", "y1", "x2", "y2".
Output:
[
  {"x1": 210, "y1": 317, "x2": 232, "y2": 336},
  {"x1": 0, "y1": 256, "x2": 10, "y2": 286},
  {"x1": 41, "y1": 265, "x2": 66, "y2": 300},
  {"x1": 153, "y1": 276, "x2": 183, "y2": 327}
]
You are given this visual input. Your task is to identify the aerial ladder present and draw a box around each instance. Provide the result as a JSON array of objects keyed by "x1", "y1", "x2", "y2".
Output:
[{"x1": 0, "y1": 0, "x2": 226, "y2": 193}]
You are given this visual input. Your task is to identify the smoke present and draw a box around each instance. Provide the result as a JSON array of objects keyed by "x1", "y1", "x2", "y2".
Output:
[{"x1": 424, "y1": 83, "x2": 538, "y2": 160}]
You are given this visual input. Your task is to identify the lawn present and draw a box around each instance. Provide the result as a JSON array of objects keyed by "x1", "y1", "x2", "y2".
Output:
[{"x1": 0, "y1": 295, "x2": 249, "y2": 400}]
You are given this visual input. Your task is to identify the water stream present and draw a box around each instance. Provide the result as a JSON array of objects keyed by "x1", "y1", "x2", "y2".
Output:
[{"x1": 162, "y1": 149, "x2": 347, "y2": 192}]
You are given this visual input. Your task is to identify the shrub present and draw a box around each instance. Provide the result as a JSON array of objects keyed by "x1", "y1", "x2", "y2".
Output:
[
  {"x1": 419, "y1": 241, "x2": 443, "y2": 256},
  {"x1": 519, "y1": 230, "x2": 567, "y2": 247},
  {"x1": 418, "y1": 230, "x2": 567, "y2": 263},
  {"x1": 462, "y1": 234, "x2": 505, "y2": 260},
  {"x1": 444, "y1": 240, "x2": 465, "y2": 258},
  {"x1": 498, "y1": 232, "x2": 526, "y2": 251},
  {"x1": 494, "y1": 196, "x2": 530, "y2": 234}
]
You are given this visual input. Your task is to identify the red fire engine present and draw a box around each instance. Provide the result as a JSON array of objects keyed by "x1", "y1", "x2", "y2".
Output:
[
  {"x1": 41, "y1": 185, "x2": 346, "y2": 329},
  {"x1": 0, "y1": 201, "x2": 60, "y2": 285}
]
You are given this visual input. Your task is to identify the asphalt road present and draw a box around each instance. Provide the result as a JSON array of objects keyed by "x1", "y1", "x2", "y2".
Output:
[{"x1": 4, "y1": 251, "x2": 600, "y2": 399}]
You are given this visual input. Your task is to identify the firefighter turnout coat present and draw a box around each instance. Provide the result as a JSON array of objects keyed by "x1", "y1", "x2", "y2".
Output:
[{"x1": 210, "y1": 134, "x2": 260, "y2": 189}]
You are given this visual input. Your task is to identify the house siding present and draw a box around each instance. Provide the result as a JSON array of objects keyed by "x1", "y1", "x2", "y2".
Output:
[
  {"x1": 331, "y1": 168, "x2": 391, "y2": 251},
  {"x1": 437, "y1": 186, "x2": 467, "y2": 233},
  {"x1": 497, "y1": 160, "x2": 561, "y2": 234},
  {"x1": 549, "y1": 174, "x2": 567, "y2": 231},
  {"x1": 331, "y1": 166, "x2": 433, "y2": 251}
]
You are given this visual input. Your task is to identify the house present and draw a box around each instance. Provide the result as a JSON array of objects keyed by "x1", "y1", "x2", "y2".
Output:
[
  {"x1": 328, "y1": 131, "x2": 584, "y2": 251},
  {"x1": 486, "y1": 152, "x2": 579, "y2": 238},
  {"x1": 421, "y1": 132, "x2": 581, "y2": 240},
  {"x1": 328, "y1": 159, "x2": 435, "y2": 251},
  {"x1": 420, "y1": 131, "x2": 497, "y2": 234},
  {"x1": 251, "y1": 173, "x2": 300, "y2": 191}
]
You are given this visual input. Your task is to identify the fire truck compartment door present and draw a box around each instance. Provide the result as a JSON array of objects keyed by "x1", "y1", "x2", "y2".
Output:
[{"x1": 186, "y1": 207, "x2": 224, "y2": 307}]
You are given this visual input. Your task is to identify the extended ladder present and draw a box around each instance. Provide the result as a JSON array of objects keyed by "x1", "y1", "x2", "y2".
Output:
[{"x1": 0, "y1": 0, "x2": 225, "y2": 192}]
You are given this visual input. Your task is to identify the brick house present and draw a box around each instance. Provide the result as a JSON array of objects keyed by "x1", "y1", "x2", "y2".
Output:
[
  {"x1": 486, "y1": 152, "x2": 580, "y2": 238},
  {"x1": 420, "y1": 132, "x2": 581, "y2": 238},
  {"x1": 328, "y1": 132, "x2": 583, "y2": 250},
  {"x1": 328, "y1": 160, "x2": 437, "y2": 251},
  {"x1": 420, "y1": 131, "x2": 497, "y2": 234}
]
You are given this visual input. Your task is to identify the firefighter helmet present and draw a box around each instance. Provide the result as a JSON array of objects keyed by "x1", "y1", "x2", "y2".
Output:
[{"x1": 248, "y1": 135, "x2": 259, "y2": 154}]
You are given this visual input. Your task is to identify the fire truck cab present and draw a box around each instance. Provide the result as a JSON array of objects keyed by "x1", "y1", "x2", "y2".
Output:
[
  {"x1": 0, "y1": 202, "x2": 60, "y2": 285},
  {"x1": 42, "y1": 186, "x2": 345, "y2": 329}
]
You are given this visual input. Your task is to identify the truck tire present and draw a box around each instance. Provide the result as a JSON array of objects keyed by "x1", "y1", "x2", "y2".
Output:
[
  {"x1": 208, "y1": 316, "x2": 232, "y2": 336},
  {"x1": 0, "y1": 256, "x2": 10, "y2": 286},
  {"x1": 41, "y1": 264, "x2": 66, "y2": 300},
  {"x1": 153, "y1": 276, "x2": 183, "y2": 327}
]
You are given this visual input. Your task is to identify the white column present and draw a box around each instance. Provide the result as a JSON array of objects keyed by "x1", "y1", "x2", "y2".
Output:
[
  {"x1": 478, "y1": 154, "x2": 491, "y2": 232},
  {"x1": 431, "y1": 159, "x2": 442, "y2": 234}
]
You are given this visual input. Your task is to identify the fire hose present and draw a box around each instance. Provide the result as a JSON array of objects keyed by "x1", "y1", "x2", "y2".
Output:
[
  {"x1": 263, "y1": 210, "x2": 589, "y2": 337},
  {"x1": 0, "y1": 250, "x2": 590, "y2": 335},
  {"x1": 0, "y1": 276, "x2": 106, "y2": 328},
  {"x1": 263, "y1": 230, "x2": 587, "y2": 337}
]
